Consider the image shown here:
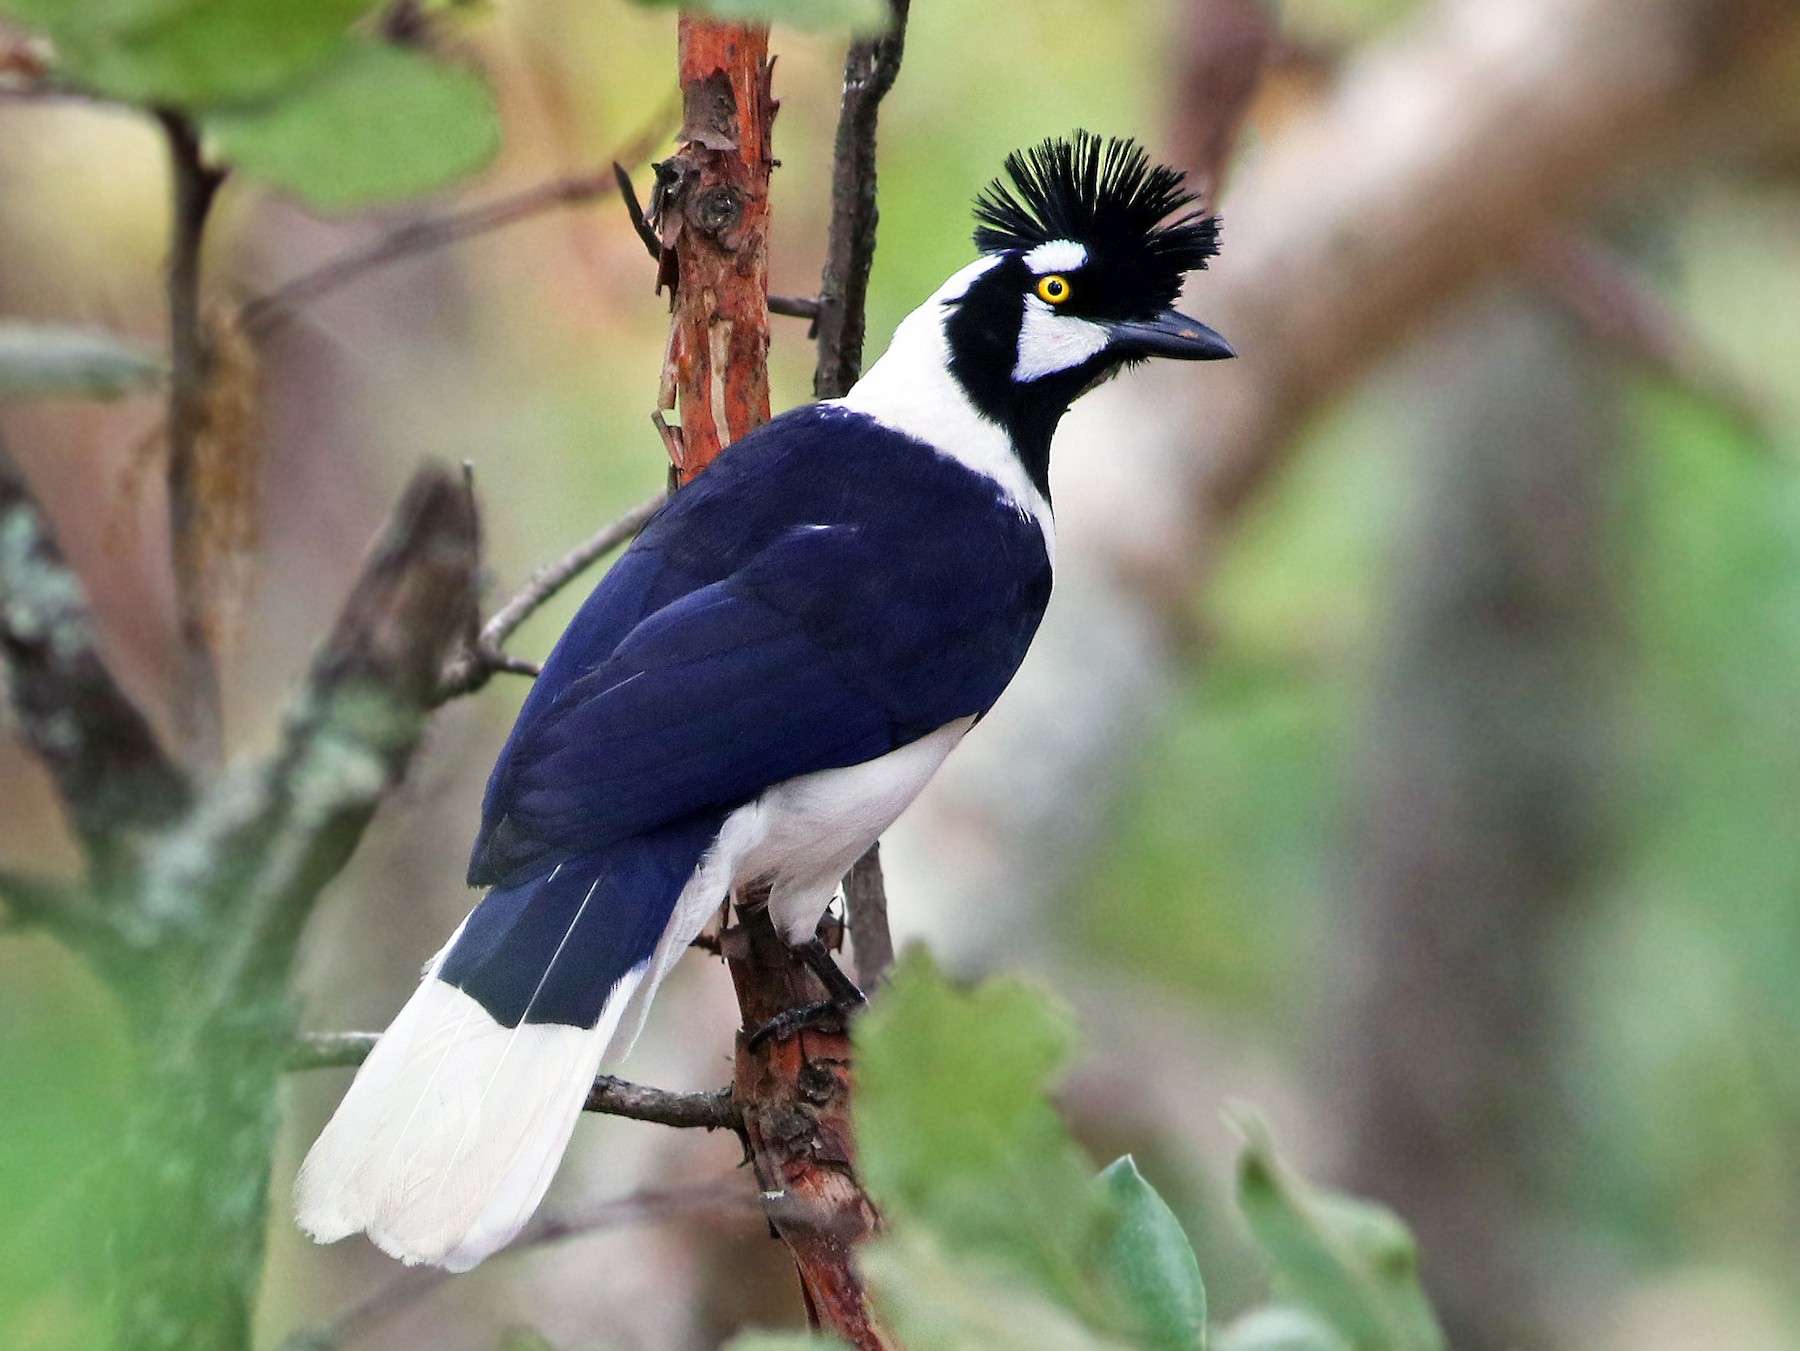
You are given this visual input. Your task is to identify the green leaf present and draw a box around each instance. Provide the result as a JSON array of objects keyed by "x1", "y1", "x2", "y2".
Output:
[
  {"x1": 1214, "y1": 1308, "x2": 1353, "y2": 1351},
  {"x1": 0, "y1": 323, "x2": 165, "y2": 399},
  {"x1": 854, "y1": 948, "x2": 1109, "y2": 1312},
  {"x1": 205, "y1": 41, "x2": 500, "y2": 210},
  {"x1": 1233, "y1": 1118, "x2": 1444, "y2": 1351},
  {"x1": 0, "y1": 0, "x2": 87, "y2": 27},
  {"x1": 55, "y1": 0, "x2": 378, "y2": 109},
  {"x1": 863, "y1": 1230, "x2": 1135, "y2": 1351},
  {"x1": 1098, "y1": 1157, "x2": 1207, "y2": 1351},
  {"x1": 723, "y1": 1336, "x2": 848, "y2": 1351},
  {"x1": 631, "y1": 0, "x2": 889, "y2": 32}
]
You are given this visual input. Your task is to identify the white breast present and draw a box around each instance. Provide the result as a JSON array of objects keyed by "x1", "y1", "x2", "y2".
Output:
[
  {"x1": 600, "y1": 716, "x2": 976, "y2": 1059},
  {"x1": 735, "y1": 716, "x2": 974, "y2": 943}
]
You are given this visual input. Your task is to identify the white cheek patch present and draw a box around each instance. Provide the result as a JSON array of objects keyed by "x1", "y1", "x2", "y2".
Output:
[
  {"x1": 1013, "y1": 297, "x2": 1110, "y2": 382},
  {"x1": 1022, "y1": 239, "x2": 1088, "y2": 274}
]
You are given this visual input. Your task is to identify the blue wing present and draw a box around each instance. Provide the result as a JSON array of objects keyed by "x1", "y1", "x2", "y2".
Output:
[{"x1": 469, "y1": 404, "x2": 1052, "y2": 886}]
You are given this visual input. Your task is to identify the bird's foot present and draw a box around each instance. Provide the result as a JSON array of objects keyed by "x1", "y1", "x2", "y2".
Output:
[
  {"x1": 745, "y1": 1000, "x2": 849, "y2": 1049},
  {"x1": 793, "y1": 935, "x2": 867, "y2": 1009},
  {"x1": 744, "y1": 935, "x2": 869, "y2": 1049}
]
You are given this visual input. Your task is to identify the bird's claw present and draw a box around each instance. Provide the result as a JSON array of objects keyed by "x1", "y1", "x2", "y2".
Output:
[{"x1": 745, "y1": 999, "x2": 852, "y2": 1050}]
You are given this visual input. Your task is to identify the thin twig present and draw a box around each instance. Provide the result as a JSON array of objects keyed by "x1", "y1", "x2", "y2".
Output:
[
  {"x1": 432, "y1": 490, "x2": 666, "y2": 702},
  {"x1": 614, "y1": 161, "x2": 663, "y2": 261},
  {"x1": 585, "y1": 1074, "x2": 739, "y2": 1131},
  {"x1": 157, "y1": 109, "x2": 228, "y2": 771},
  {"x1": 770, "y1": 294, "x2": 822, "y2": 321},
  {"x1": 479, "y1": 493, "x2": 665, "y2": 649},
  {"x1": 241, "y1": 169, "x2": 618, "y2": 337},
  {"x1": 289, "y1": 1030, "x2": 739, "y2": 1131},
  {"x1": 811, "y1": 0, "x2": 910, "y2": 400},
  {"x1": 844, "y1": 844, "x2": 893, "y2": 992},
  {"x1": 242, "y1": 118, "x2": 674, "y2": 340},
  {"x1": 286, "y1": 1030, "x2": 382, "y2": 1070},
  {"x1": 811, "y1": 0, "x2": 910, "y2": 993},
  {"x1": 276, "y1": 1181, "x2": 757, "y2": 1351}
]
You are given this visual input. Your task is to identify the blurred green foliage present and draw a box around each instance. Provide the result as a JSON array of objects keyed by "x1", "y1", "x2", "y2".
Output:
[
  {"x1": 0, "y1": 0, "x2": 500, "y2": 207},
  {"x1": 43, "y1": 0, "x2": 374, "y2": 108},
  {"x1": 1235, "y1": 1120, "x2": 1442, "y2": 1351},
  {"x1": 205, "y1": 40, "x2": 499, "y2": 209},
  {"x1": 1072, "y1": 186, "x2": 1800, "y2": 1338},
  {"x1": 857, "y1": 948, "x2": 1110, "y2": 1318},
  {"x1": 1099, "y1": 1157, "x2": 1210, "y2": 1351},
  {"x1": 0, "y1": 941, "x2": 129, "y2": 1349}
]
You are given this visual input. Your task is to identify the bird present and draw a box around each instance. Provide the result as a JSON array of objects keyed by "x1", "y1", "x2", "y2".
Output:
[{"x1": 295, "y1": 130, "x2": 1234, "y2": 1272}]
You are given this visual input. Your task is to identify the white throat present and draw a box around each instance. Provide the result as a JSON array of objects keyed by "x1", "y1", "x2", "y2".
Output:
[{"x1": 833, "y1": 258, "x2": 1055, "y2": 564}]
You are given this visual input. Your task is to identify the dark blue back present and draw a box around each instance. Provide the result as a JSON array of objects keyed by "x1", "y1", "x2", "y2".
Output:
[{"x1": 469, "y1": 403, "x2": 1053, "y2": 887}]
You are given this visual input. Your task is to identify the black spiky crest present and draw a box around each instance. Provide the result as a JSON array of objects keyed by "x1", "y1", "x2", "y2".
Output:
[{"x1": 972, "y1": 131, "x2": 1219, "y2": 314}]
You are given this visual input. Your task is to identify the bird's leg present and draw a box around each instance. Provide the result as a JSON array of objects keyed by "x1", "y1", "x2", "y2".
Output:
[
  {"x1": 794, "y1": 936, "x2": 868, "y2": 1010},
  {"x1": 744, "y1": 935, "x2": 868, "y2": 1049}
]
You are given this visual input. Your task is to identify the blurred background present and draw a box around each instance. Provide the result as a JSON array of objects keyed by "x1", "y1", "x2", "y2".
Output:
[{"x1": 3, "y1": 0, "x2": 1799, "y2": 1347}]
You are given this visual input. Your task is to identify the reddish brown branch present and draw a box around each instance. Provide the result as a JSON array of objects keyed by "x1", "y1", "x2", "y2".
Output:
[
  {"x1": 726, "y1": 901, "x2": 886, "y2": 1345},
  {"x1": 656, "y1": 19, "x2": 891, "y2": 1345},
  {"x1": 655, "y1": 20, "x2": 775, "y2": 483}
]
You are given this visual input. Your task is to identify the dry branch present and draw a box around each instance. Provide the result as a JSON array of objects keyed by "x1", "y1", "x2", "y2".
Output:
[
  {"x1": 157, "y1": 110, "x2": 228, "y2": 770},
  {"x1": 1531, "y1": 232, "x2": 1771, "y2": 438},
  {"x1": 811, "y1": 0, "x2": 909, "y2": 400},
  {"x1": 288, "y1": 1030, "x2": 739, "y2": 1131},
  {"x1": 843, "y1": 844, "x2": 894, "y2": 992},
  {"x1": 137, "y1": 463, "x2": 481, "y2": 1042},
  {"x1": 0, "y1": 440, "x2": 191, "y2": 881}
]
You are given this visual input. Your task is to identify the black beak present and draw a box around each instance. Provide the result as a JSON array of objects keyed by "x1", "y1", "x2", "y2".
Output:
[{"x1": 1103, "y1": 309, "x2": 1236, "y2": 361}]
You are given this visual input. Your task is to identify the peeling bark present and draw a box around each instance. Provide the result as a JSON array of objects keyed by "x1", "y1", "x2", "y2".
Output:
[{"x1": 655, "y1": 19, "x2": 892, "y2": 1345}]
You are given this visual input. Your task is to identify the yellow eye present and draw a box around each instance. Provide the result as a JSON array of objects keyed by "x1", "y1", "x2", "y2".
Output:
[{"x1": 1036, "y1": 274, "x2": 1071, "y2": 304}]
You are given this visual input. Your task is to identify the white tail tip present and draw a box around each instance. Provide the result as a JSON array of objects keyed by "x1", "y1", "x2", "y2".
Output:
[{"x1": 296, "y1": 966, "x2": 644, "y2": 1270}]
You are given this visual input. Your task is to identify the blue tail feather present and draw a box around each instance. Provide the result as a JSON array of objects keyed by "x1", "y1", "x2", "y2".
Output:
[{"x1": 438, "y1": 812, "x2": 724, "y2": 1029}]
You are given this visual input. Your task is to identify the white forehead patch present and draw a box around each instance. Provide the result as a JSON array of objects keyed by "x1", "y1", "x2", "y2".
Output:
[
  {"x1": 1013, "y1": 296, "x2": 1110, "y2": 382},
  {"x1": 1022, "y1": 239, "x2": 1088, "y2": 274}
]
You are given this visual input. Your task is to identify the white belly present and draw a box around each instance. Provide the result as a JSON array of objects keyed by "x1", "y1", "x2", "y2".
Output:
[
  {"x1": 732, "y1": 716, "x2": 974, "y2": 943},
  {"x1": 603, "y1": 715, "x2": 974, "y2": 1060}
]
